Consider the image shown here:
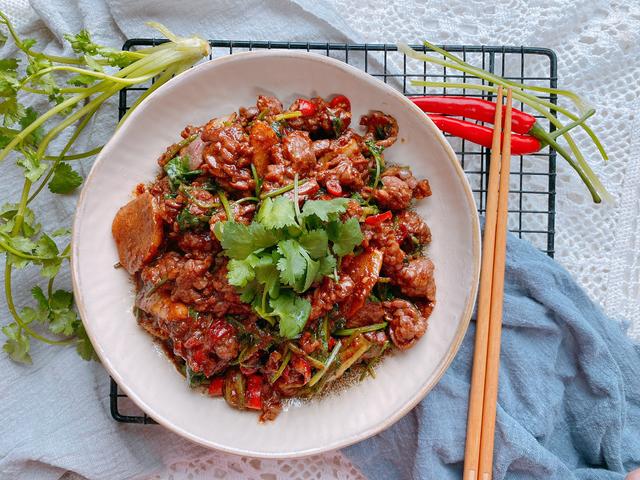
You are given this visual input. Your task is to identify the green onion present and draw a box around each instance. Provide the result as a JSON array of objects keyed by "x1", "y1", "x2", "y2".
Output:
[
  {"x1": 328, "y1": 340, "x2": 371, "y2": 382},
  {"x1": 308, "y1": 340, "x2": 342, "y2": 387},
  {"x1": 274, "y1": 111, "x2": 302, "y2": 121},
  {"x1": 287, "y1": 342, "x2": 326, "y2": 370},
  {"x1": 399, "y1": 41, "x2": 611, "y2": 203},
  {"x1": 365, "y1": 140, "x2": 384, "y2": 191},
  {"x1": 333, "y1": 322, "x2": 388, "y2": 336},
  {"x1": 269, "y1": 349, "x2": 292, "y2": 384},
  {"x1": 147, "y1": 277, "x2": 169, "y2": 295}
]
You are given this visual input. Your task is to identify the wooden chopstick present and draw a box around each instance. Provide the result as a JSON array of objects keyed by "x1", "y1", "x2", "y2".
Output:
[
  {"x1": 464, "y1": 88, "x2": 513, "y2": 480},
  {"x1": 477, "y1": 88, "x2": 513, "y2": 480},
  {"x1": 463, "y1": 86, "x2": 504, "y2": 480}
]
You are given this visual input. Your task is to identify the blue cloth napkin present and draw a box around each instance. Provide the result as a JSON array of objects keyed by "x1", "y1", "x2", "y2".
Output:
[{"x1": 344, "y1": 230, "x2": 640, "y2": 479}]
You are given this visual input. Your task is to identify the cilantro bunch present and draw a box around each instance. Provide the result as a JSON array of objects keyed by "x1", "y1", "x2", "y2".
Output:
[
  {"x1": 0, "y1": 12, "x2": 210, "y2": 363},
  {"x1": 215, "y1": 190, "x2": 363, "y2": 339}
]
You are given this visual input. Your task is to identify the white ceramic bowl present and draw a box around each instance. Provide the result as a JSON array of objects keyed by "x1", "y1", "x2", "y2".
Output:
[{"x1": 72, "y1": 51, "x2": 480, "y2": 458}]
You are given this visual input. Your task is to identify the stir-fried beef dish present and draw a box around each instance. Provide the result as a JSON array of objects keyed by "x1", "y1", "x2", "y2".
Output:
[{"x1": 112, "y1": 93, "x2": 435, "y2": 421}]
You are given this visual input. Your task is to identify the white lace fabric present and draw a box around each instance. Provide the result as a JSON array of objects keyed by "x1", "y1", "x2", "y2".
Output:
[{"x1": 4, "y1": 0, "x2": 640, "y2": 479}]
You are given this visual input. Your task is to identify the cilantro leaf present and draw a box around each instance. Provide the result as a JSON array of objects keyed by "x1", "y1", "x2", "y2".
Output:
[
  {"x1": 67, "y1": 73, "x2": 98, "y2": 87},
  {"x1": 257, "y1": 196, "x2": 297, "y2": 229},
  {"x1": 64, "y1": 30, "x2": 136, "y2": 68},
  {"x1": 276, "y1": 239, "x2": 308, "y2": 290},
  {"x1": 48, "y1": 290, "x2": 78, "y2": 336},
  {"x1": 220, "y1": 222, "x2": 279, "y2": 260},
  {"x1": 75, "y1": 323, "x2": 98, "y2": 361},
  {"x1": 316, "y1": 254, "x2": 337, "y2": 280},
  {"x1": 64, "y1": 30, "x2": 99, "y2": 55},
  {"x1": 299, "y1": 229, "x2": 328, "y2": 259},
  {"x1": 270, "y1": 291, "x2": 311, "y2": 339},
  {"x1": 35, "y1": 234, "x2": 58, "y2": 258},
  {"x1": 31, "y1": 285, "x2": 49, "y2": 312},
  {"x1": 249, "y1": 222, "x2": 281, "y2": 250},
  {"x1": 2, "y1": 324, "x2": 32, "y2": 364},
  {"x1": 17, "y1": 151, "x2": 47, "y2": 182},
  {"x1": 49, "y1": 289, "x2": 73, "y2": 311},
  {"x1": 328, "y1": 218, "x2": 364, "y2": 256},
  {"x1": 51, "y1": 227, "x2": 71, "y2": 237},
  {"x1": 163, "y1": 156, "x2": 201, "y2": 190},
  {"x1": 48, "y1": 162, "x2": 83, "y2": 194},
  {"x1": 49, "y1": 310, "x2": 76, "y2": 336},
  {"x1": 301, "y1": 197, "x2": 349, "y2": 222},
  {"x1": 19, "y1": 107, "x2": 45, "y2": 146},
  {"x1": 40, "y1": 258, "x2": 62, "y2": 278},
  {"x1": 227, "y1": 258, "x2": 256, "y2": 287},
  {"x1": 219, "y1": 222, "x2": 252, "y2": 259},
  {"x1": 303, "y1": 256, "x2": 320, "y2": 292},
  {"x1": 176, "y1": 208, "x2": 206, "y2": 231}
]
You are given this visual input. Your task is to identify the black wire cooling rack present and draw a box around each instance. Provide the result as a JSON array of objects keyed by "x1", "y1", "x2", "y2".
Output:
[{"x1": 110, "y1": 40, "x2": 557, "y2": 425}]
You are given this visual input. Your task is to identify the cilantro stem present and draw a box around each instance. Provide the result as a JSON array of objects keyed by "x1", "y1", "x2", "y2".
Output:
[
  {"x1": 43, "y1": 146, "x2": 102, "y2": 162},
  {"x1": 218, "y1": 191, "x2": 233, "y2": 221},
  {"x1": 250, "y1": 163, "x2": 261, "y2": 197},
  {"x1": 10, "y1": 179, "x2": 31, "y2": 236},
  {"x1": 0, "y1": 11, "x2": 87, "y2": 66},
  {"x1": 118, "y1": 60, "x2": 185, "y2": 126},
  {"x1": 3, "y1": 262, "x2": 73, "y2": 345},
  {"x1": 28, "y1": 102, "x2": 98, "y2": 204},
  {"x1": 293, "y1": 174, "x2": 302, "y2": 224},
  {"x1": 0, "y1": 238, "x2": 54, "y2": 260},
  {"x1": 333, "y1": 322, "x2": 388, "y2": 336},
  {"x1": 21, "y1": 65, "x2": 157, "y2": 90},
  {"x1": 35, "y1": 87, "x2": 119, "y2": 163},
  {"x1": 234, "y1": 196, "x2": 259, "y2": 205},
  {"x1": 260, "y1": 178, "x2": 308, "y2": 199},
  {"x1": 0, "y1": 89, "x2": 95, "y2": 163}
]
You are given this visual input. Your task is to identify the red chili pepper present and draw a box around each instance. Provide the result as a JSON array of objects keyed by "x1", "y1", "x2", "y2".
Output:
[
  {"x1": 411, "y1": 96, "x2": 536, "y2": 134},
  {"x1": 326, "y1": 178, "x2": 342, "y2": 196},
  {"x1": 428, "y1": 114, "x2": 542, "y2": 155},
  {"x1": 328, "y1": 337, "x2": 336, "y2": 350},
  {"x1": 208, "y1": 376, "x2": 224, "y2": 397},
  {"x1": 245, "y1": 374, "x2": 263, "y2": 410},
  {"x1": 329, "y1": 94, "x2": 351, "y2": 111},
  {"x1": 298, "y1": 98, "x2": 317, "y2": 117},
  {"x1": 365, "y1": 210, "x2": 393, "y2": 226}
]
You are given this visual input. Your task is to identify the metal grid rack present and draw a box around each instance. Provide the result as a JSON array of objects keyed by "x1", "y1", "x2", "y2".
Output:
[{"x1": 110, "y1": 40, "x2": 557, "y2": 424}]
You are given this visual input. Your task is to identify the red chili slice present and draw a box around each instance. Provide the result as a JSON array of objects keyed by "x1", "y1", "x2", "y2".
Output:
[
  {"x1": 365, "y1": 210, "x2": 393, "y2": 226},
  {"x1": 298, "y1": 99, "x2": 317, "y2": 117},
  {"x1": 208, "y1": 377, "x2": 224, "y2": 397},
  {"x1": 245, "y1": 374, "x2": 263, "y2": 410},
  {"x1": 329, "y1": 94, "x2": 351, "y2": 111},
  {"x1": 326, "y1": 178, "x2": 343, "y2": 196}
]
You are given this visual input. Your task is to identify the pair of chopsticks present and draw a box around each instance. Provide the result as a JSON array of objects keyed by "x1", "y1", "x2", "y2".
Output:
[{"x1": 463, "y1": 86, "x2": 513, "y2": 480}]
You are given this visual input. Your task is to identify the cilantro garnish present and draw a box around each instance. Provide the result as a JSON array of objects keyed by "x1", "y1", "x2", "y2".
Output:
[
  {"x1": 219, "y1": 191, "x2": 363, "y2": 339},
  {"x1": 0, "y1": 12, "x2": 210, "y2": 364},
  {"x1": 164, "y1": 156, "x2": 202, "y2": 190}
]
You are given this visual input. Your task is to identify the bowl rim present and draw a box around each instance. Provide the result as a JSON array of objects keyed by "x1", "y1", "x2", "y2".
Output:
[{"x1": 71, "y1": 49, "x2": 481, "y2": 458}]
